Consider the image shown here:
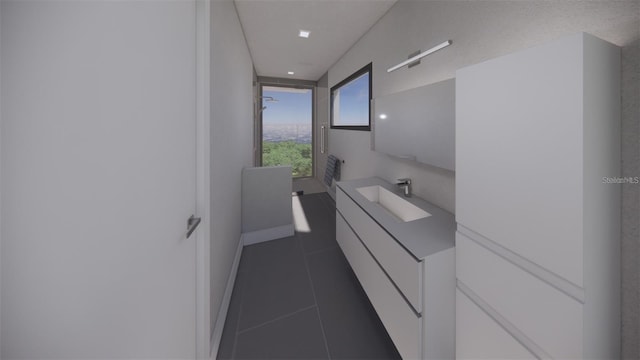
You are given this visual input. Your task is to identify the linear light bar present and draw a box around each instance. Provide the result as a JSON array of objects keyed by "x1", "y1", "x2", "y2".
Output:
[{"x1": 386, "y1": 40, "x2": 452, "y2": 73}]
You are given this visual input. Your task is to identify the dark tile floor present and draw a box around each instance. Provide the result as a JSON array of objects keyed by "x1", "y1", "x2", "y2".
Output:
[{"x1": 217, "y1": 192, "x2": 401, "y2": 360}]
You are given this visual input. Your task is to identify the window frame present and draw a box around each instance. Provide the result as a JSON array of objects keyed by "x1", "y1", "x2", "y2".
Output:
[
  {"x1": 258, "y1": 81, "x2": 316, "y2": 179},
  {"x1": 330, "y1": 63, "x2": 372, "y2": 131}
]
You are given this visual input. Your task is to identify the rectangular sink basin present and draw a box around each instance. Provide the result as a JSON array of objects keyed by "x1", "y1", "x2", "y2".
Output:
[{"x1": 356, "y1": 185, "x2": 431, "y2": 222}]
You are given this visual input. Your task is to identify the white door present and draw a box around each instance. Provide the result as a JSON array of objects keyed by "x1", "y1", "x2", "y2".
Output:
[{"x1": 1, "y1": 1, "x2": 197, "y2": 358}]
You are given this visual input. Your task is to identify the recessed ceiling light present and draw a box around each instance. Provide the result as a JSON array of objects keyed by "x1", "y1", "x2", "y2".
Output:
[
  {"x1": 298, "y1": 30, "x2": 310, "y2": 38},
  {"x1": 288, "y1": 71, "x2": 295, "y2": 75}
]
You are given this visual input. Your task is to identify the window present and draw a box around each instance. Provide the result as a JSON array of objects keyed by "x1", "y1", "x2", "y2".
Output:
[
  {"x1": 260, "y1": 85, "x2": 314, "y2": 178},
  {"x1": 330, "y1": 63, "x2": 372, "y2": 131}
]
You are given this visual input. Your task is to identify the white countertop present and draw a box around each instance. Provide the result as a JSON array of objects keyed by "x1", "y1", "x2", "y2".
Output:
[{"x1": 337, "y1": 177, "x2": 455, "y2": 260}]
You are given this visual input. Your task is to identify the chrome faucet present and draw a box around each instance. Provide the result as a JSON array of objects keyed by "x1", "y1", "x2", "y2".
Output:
[{"x1": 396, "y1": 178, "x2": 412, "y2": 197}]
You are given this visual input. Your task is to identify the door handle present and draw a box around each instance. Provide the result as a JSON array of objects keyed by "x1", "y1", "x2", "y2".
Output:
[
  {"x1": 320, "y1": 125, "x2": 325, "y2": 154},
  {"x1": 186, "y1": 215, "x2": 201, "y2": 239}
]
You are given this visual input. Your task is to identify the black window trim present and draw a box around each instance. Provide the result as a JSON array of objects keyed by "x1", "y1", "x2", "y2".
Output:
[{"x1": 330, "y1": 62, "x2": 372, "y2": 131}]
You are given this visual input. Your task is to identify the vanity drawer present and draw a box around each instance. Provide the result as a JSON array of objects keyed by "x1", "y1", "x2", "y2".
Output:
[
  {"x1": 336, "y1": 213, "x2": 422, "y2": 360},
  {"x1": 456, "y1": 231, "x2": 583, "y2": 359},
  {"x1": 456, "y1": 288, "x2": 536, "y2": 359},
  {"x1": 336, "y1": 188, "x2": 422, "y2": 313}
]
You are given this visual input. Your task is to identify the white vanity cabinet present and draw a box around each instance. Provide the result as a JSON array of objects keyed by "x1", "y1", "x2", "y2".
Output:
[
  {"x1": 335, "y1": 178, "x2": 455, "y2": 360},
  {"x1": 455, "y1": 32, "x2": 621, "y2": 359},
  {"x1": 335, "y1": 213, "x2": 423, "y2": 359}
]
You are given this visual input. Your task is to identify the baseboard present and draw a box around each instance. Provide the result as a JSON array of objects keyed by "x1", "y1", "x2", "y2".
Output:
[
  {"x1": 242, "y1": 224, "x2": 294, "y2": 246},
  {"x1": 210, "y1": 236, "x2": 244, "y2": 359}
]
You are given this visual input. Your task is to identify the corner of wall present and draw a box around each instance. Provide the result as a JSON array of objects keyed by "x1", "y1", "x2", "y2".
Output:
[
  {"x1": 620, "y1": 35, "x2": 640, "y2": 360},
  {"x1": 210, "y1": 0, "x2": 255, "y2": 350},
  {"x1": 209, "y1": 236, "x2": 243, "y2": 359},
  {"x1": 0, "y1": 1, "x2": 4, "y2": 356}
]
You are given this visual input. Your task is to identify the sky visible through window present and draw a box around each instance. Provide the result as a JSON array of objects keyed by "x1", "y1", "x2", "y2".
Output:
[
  {"x1": 333, "y1": 72, "x2": 369, "y2": 126},
  {"x1": 262, "y1": 86, "x2": 313, "y2": 177},
  {"x1": 263, "y1": 88, "x2": 311, "y2": 125}
]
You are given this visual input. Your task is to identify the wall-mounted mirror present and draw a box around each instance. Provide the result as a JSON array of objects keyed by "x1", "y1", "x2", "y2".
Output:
[{"x1": 372, "y1": 78, "x2": 455, "y2": 171}]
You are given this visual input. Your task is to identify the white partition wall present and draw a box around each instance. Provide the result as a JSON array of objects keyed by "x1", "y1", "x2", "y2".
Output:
[
  {"x1": 455, "y1": 33, "x2": 621, "y2": 359},
  {"x1": 242, "y1": 166, "x2": 293, "y2": 245}
]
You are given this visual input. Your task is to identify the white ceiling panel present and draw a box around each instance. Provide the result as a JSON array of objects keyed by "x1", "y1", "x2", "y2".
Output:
[{"x1": 234, "y1": 0, "x2": 397, "y2": 81}]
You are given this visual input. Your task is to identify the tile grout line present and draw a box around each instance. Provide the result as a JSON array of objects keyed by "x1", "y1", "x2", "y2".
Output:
[
  {"x1": 301, "y1": 245, "x2": 332, "y2": 359},
  {"x1": 230, "y1": 194, "x2": 336, "y2": 359},
  {"x1": 307, "y1": 192, "x2": 335, "y2": 359},
  {"x1": 231, "y1": 303, "x2": 243, "y2": 359},
  {"x1": 319, "y1": 193, "x2": 336, "y2": 213},
  {"x1": 231, "y1": 252, "x2": 252, "y2": 360},
  {"x1": 304, "y1": 245, "x2": 339, "y2": 257},
  {"x1": 236, "y1": 304, "x2": 318, "y2": 335}
]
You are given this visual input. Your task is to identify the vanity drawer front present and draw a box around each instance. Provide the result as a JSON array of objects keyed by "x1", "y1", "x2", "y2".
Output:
[
  {"x1": 336, "y1": 188, "x2": 422, "y2": 313},
  {"x1": 456, "y1": 288, "x2": 536, "y2": 359},
  {"x1": 456, "y1": 232, "x2": 583, "y2": 359},
  {"x1": 336, "y1": 213, "x2": 422, "y2": 360}
]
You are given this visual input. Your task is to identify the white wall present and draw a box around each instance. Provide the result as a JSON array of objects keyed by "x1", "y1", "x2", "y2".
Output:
[
  {"x1": 0, "y1": 2, "x2": 3, "y2": 356},
  {"x1": 326, "y1": 0, "x2": 639, "y2": 355},
  {"x1": 327, "y1": 0, "x2": 638, "y2": 214},
  {"x1": 621, "y1": 34, "x2": 640, "y2": 360},
  {"x1": 210, "y1": 0, "x2": 254, "y2": 342}
]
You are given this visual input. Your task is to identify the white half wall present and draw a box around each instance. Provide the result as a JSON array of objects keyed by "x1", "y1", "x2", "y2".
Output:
[
  {"x1": 242, "y1": 166, "x2": 293, "y2": 232},
  {"x1": 210, "y1": 0, "x2": 254, "y2": 346},
  {"x1": 325, "y1": 0, "x2": 639, "y2": 356},
  {"x1": 242, "y1": 166, "x2": 293, "y2": 245}
]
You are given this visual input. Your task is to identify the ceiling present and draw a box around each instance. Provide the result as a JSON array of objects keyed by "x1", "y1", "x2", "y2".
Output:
[{"x1": 234, "y1": 0, "x2": 397, "y2": 81}]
